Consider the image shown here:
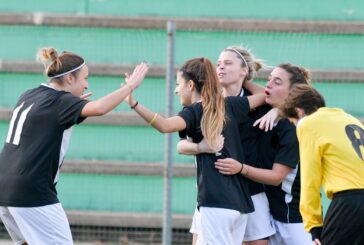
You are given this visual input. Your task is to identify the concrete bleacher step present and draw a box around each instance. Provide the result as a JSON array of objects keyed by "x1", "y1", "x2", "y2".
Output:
[
  {"x1": 2, "y1": 12, "x2": 364, "y2": 33},
  {"x1": 61, "y1": 160, "x2": 195, "y2": 177},
  {"x1": 66, "y1": 210, "x2": 192, "y2": 230}
]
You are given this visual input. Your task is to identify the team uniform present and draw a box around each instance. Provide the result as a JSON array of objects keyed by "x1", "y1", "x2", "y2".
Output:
[
  {"x1": 0, "y1": 84, "x2": 88, "y2": 244},
  {"x1": 238, "y1": 90, "x2": 275, "y2": 241},
  {"x1": 297, "y1": 107, "x2": 364, "y2": 244},
  {"x1": 0, "y1": 207, "x2": 25, "y2": 245},
  {"x1": 259, "y1": 119, "x2": 311, "y2": 245},
  {"x1": 188, "y1": 90, "x2": 275, "y2": 241},
  {"x1": 179, "y1": 96, "x2": 254, "y2": 245}
]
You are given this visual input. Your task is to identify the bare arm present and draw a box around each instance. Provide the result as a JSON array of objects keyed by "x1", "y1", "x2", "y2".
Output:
[
  {"x1": 241, "y1": 162, "x2": 292, "y2": 186},
  {"x1": 215, "y1": 158, "x2": 292, "y2": 186},
  {"x1": 177, "y1": 136, "x2": 224, "y2": 155},
  {"x1": 81, "y1": 62, "x2": 149, "y2": 117},
  {"x1": 177, "y1": 139, "x2": 199, "y2": 155},
  {"x1": 243, "y1": 80, "x2": 265, "y2": 94},
  {"x1": 126, "y1": 94, "x2": 186, "y2": 133},
  {"x1": 247, "y1": 93, "x2": 266, "y2": 110}
]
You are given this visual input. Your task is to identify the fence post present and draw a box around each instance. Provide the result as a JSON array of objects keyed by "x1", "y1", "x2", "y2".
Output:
[{"x1": 163, "y1": 20, "x2": 176, "y2": 245}]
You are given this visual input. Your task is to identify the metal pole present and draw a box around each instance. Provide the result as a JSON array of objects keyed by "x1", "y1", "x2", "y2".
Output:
[{"x1": 163, "y1": 21, "x2": 176, "y2": 245}]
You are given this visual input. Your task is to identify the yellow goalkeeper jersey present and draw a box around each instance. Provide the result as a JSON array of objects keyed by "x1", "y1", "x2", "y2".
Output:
[{"x1": 296, "y1": 107, "x2": 364, "y2": 232}]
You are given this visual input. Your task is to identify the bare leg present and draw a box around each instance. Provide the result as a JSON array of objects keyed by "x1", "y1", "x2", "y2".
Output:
[
  {"x1": 192, "y1": 234, "x2": 198, "y2": 245},
  {"x1": 244, "y1": 239, "x2": 268, "y2": 245}
]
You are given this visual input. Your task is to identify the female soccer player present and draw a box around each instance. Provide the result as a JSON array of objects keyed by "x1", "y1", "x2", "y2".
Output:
[
  {"x1": 126, "y1": 57, "x2": 265, "y2": 245},
  {"x1": 215, "y1": 63, "x2": 312, "y2": 245},
  {"x1": 177, "y1": 46, "x2": 276, "y2": 245},
  {"x1": 0, "y1": 47, "x2": 148, "y2": 245},
  {"x1": 280, "y1": 84, "x2": 364, "y2": 245}
]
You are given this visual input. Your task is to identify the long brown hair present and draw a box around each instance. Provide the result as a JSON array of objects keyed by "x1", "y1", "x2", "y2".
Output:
[{"x1": 180, "y1": 57, "x2": 225, "y2": 148}]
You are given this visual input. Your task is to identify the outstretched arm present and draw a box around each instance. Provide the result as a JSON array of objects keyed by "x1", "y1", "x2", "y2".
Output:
[
  {"x1": 81, "y1": 62, "x2": 149, "y2": 117},
  {"x1": 126, "y1": 93, "x2": 186, "y2": 133}
]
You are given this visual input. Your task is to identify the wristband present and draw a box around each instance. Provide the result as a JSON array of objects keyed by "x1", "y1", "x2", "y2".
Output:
[
  {"x1": 239, "y1": 164, "x2": 244, "y2": 174},
  {"x1": 130, "y1": 101, "x2": 138, "y2": 109}
]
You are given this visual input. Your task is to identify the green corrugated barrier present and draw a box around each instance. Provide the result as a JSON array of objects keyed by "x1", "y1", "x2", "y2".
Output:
[
  {"x1": 57, "y1": 173, "x2": 330, "y2": 216},
  {"x1": 1, "y1": 26, "x2": 364, "y2": 69},
  {"x1": 0, "y1": 121, "x2": 194, "y2": 163},
  {"x1": 1, "y1": 0, "x2": 364, "y2": 21},
  {"x1": 0, "y1": 73, "x2": 363, "y2": 117},
  {"x1": 57, "y1": 173, "x2": 197, "y2": 214}
]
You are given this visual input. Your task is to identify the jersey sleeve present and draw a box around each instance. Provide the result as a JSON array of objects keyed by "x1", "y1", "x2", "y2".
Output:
[
  {"x1": 297, "y1": 121, "x2": 324, "y2": 233},
  {"x1": 227, "y1": 96, "x2": 250, "y2": 123},
  {"x1": 178, "y1": 105, "x2": 197, "y2": 139},
  {"x1": 57, "y1": 93, "x2": 89, "y2": 128},
  {"x1": 274, "y1": 120, "x2": 299, "y2": 168}
]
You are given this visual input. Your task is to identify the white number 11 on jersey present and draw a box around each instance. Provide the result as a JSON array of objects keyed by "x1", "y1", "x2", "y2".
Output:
[{"x1": 6, "y1": 102, "x2": 34, "y2": 145}]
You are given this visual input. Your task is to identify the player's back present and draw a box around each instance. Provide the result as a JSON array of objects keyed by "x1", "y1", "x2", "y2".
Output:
[{"x1": 299, "y1": 107, "x2": 364, "y2": 198}]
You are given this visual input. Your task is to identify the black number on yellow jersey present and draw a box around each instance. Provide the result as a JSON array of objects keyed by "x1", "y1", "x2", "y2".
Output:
[{"x1": 345, "y1": 124, "x2": 364, "y2": 161}]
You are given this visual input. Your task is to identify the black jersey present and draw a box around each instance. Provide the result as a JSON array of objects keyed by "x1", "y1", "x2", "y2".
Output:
[
  {"x1": 259, "y1": 119, "x2": 302, "y2": 223},
  {"x1": 0, "y1": 84, "x2": 88, "y2": 207},
  {"x1": 178, "y1": 96, "x2": 254, "y2": 213},
  {"x1": 240, "y1": 90, "x2": 271, "y2": 195}
]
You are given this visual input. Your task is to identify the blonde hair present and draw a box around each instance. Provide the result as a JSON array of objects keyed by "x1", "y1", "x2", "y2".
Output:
[
  {"x1": 37, "y1": 47, "x2": 84, "y2": 81},
  {"x1": 224, "y1": 45, "x2": 266, "y2": 82},
  {"x1": 180, "y1": 57, "x2": 225, "y2": 149}
]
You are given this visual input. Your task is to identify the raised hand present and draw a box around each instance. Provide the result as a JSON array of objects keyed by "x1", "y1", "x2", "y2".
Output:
[{"x1": 126, "y1": 62, "x2": 149, "y2": 90}]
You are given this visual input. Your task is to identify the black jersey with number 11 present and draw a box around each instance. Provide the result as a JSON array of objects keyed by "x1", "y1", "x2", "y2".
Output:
[{"x1": 0, "y1": 84, "x2": 88, "y2": 207}]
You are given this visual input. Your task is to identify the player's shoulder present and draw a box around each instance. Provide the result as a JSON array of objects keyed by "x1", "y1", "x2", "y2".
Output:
[
  {"x1": 181, "y1": 101, "x2": 202, "y2": 112},
  {"x1": 277, "y1": 118, "x2": 296, "y2": 131}
]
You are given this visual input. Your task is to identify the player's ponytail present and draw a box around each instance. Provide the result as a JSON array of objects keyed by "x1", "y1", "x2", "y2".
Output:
[{"x1": 180, "y1": 58, "x2": 225, "y2": 149}]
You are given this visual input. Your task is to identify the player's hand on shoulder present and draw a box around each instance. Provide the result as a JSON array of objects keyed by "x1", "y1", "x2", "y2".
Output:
[{"x1": 253, "y1": 107, "x2": 279, "y2": 132}]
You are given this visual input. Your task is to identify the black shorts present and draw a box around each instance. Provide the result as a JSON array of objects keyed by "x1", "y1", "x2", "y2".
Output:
[{"x1": 321, "y1": 189, "x2": 364, "y2": 245}]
